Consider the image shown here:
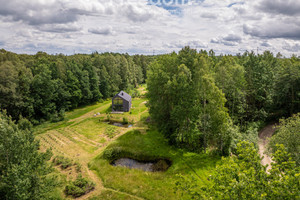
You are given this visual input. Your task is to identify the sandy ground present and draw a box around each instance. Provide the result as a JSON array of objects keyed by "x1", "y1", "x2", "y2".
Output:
[{"x1": 258, "y1": 124, "x2": 276, "y2": 171}]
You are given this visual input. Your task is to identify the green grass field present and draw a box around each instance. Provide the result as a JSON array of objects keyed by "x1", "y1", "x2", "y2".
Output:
[
  {"x1": 89, "y1": 130, "x2": 219, "y2": 200},
  {"x1": 35, "y1": 86, "x2": 220, "y2": 200}
]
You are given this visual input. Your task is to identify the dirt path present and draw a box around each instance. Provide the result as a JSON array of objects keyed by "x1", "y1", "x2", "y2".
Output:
[
  {"x1": 258, "y1": 124, "x2": 276, "y2": 171},
  {"x1": 70, "y1": 102, "x2": 111, "y2": 125}
]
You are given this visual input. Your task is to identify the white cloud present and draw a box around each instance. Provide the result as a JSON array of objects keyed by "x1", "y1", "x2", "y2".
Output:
[
  {"x1": 0, "y1": 0, "x2": 299, "y2": 55},
  {"x1": 283, "y1": 42, "x2": 300, "y2": 52},
  {"x1": 88, "y1": 26, "x2": 115, "y2": 35}
]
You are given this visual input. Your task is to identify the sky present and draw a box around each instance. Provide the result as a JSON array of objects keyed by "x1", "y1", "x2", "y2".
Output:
[{"x1": 0, "y1": 0, "x2": 299, "y2": 56}]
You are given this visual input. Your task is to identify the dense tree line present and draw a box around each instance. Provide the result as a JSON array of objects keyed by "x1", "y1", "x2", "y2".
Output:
[
  {"x1": 0, "y1": 49, "x2": 151, "y2": 124},
  {"x1": 0, "y1": 47, "x2": 299, "y2": 199},
  {"x1": 147, "y1": 47, "x2": 300, "y2": 155}
]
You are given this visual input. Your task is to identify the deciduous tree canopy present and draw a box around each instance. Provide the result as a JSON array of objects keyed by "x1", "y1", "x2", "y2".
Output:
[{"x1": 0, "y1": 50, "x2": 151, "y2": 124}]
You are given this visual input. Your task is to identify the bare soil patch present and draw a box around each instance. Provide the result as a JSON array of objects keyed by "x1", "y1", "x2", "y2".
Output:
[{"x1": 258, "y1": 124, "x2": 276, "y2": 171}]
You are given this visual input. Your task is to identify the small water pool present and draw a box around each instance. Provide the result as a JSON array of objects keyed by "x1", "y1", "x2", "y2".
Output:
[
  {"x1": 108, "y1": 122, "x2": 133, "y2": 128},
  {"x1": 111, "y1": 158, "x2": 171, "y2": 172}
]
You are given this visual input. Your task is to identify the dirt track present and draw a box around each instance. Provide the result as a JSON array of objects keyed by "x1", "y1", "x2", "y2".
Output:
[{"x1": 258, "y1": 124, "x2": 276, "y2": 171}]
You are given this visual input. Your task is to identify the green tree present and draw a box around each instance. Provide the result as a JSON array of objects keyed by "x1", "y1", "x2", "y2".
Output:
[
  {"x1": 82, "y1": 59, "x2": 102, "y2": 102},
  {"x1": 147, "y1": 48, "x2": 234, "y2": 155},
  {"x1": 0, "y1": 49, "x2": 147, "y2": 123},
  {"x1": 65, "y1": 64, "x2": 82, "y2": 108},
  {"x1": 268, "y1": 113, "x2": 300, "y2": 166},
  {"x1": 147, "y1": 53, "x2": 178, "y2": 138},
  {"x1": 30, "y1": 64, "x2": 56, "y2": 121},
  {"x1": 242, "y1": 51, "x2": 276, "y2": 121},
  {"x1": 273, "y1": 57, "x2": 300, "y2": 117},
  {"x1": 0, "y1": 111, "x2": 56, "y2": 200},
  {"x1": 0, "y1": 62, "x2": 19, "y2": 118},
  {"x1": 214, "y1": 56, "x2": 247, "y2": 124}
]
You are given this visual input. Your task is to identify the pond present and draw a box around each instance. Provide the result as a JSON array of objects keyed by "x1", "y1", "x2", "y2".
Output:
[
  {"x1": 105, "y1": 121, "x2": 133, "y2": 128},
  {"x1": 111, "y1": 158, "x2": 171, "y2": 172},
  {"x1": 111, "y1": 122, "x2": 133, "y2": 128}
]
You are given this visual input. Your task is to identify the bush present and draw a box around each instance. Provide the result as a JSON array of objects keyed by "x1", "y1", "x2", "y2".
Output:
[
  {"x1": 65, "y1": 174, "x2": 95, "y2": 198},
  {"x1": 102, "y1": 147, "x2": 125, "y2": 161},
  {"x1": 50, "y1": 110, "x2": 65, "y2": 123},
  {"x1": 74, "y1": 162, "x2": 82, "y2": 172},
  {"x1": 129, "y1": 88, "x2": 141, "y2": 98},
  {"x1": 231, "y1": 121, "x2": 262, "y2": 154},
  {"x1": 105, "y1": 126, "x2": 119, "y2": 139},
  {"x1": 152, "y1": 159, "x2": 170, "y2": 171},
  {"x1": 122, "y1": 117, "x2": 129, "y2": 125},
  {"x1": 52, "y1": 156, "x2": 73, "y2": 169},
  {"x1": 18, "y1": 115, "x2": 33, "y2": 131},
  {"x1": 268, "y1": 114, "x2": 300, "y2": 166},
  {"x1": 106, "y1": 114, "x2": 111, "y2": 122}
]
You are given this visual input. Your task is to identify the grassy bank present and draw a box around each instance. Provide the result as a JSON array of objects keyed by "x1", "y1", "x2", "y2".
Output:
[{"x1": 89, "y1": 129, "x2": 220, "y2": 200}]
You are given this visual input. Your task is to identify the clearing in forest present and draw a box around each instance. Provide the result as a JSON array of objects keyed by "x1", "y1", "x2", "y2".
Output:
[
  {"x1": 35, "y1": 86, "x2": 220, "y2": 200},
  {"x1": 35, "y1": 87, "x2": 150, "y2": 199}
]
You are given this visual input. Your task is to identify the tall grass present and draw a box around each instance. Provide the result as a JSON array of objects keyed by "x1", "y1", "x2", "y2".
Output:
[{"x1": 89, "y1": 129, "x2": 220, "y2": 200}]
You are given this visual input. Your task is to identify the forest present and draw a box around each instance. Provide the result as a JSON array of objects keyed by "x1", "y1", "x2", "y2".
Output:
[
  {"x1": 0, "y1": 47, "x2": 299, "y2": 199},
  {"x1": 147, "y1": 47, "x2": 300, "y2": 155},
  {"x1": 0, "y1": 49, "x2": 150, "y2": 124}
]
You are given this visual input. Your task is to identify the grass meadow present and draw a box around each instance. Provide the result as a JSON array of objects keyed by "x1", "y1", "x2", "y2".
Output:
[{"x1": 35, "y1": 86, "x2": 220, "y2": 199}]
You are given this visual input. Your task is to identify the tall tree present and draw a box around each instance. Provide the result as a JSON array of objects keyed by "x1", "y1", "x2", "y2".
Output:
[
  {"x1": 273, "y1": 57, "x2": 300, "y2": 117},
  {"x1": 0, "y1": 112, "x2": 56, "y2": 200},
  {"x1": 214, "y1": 56, "x2": 247, "y2": 124},
  {"x1": 30, "y1": 64, "x2": 56, "y2": 121},
  {"x1": 243, "y1": 51, "x2": 276, "y2": 121},
  {"x1": 147, "y1": 48, "x2": 234, "y2": 155}
]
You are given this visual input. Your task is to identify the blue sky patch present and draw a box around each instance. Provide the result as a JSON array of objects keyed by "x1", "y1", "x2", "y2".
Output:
[
  {"x1": 227, "y1": 2, "x2": 244, "y2": 7},
  {"x1": 148, "y1": 0, "x2": 204, "y2": 16}
]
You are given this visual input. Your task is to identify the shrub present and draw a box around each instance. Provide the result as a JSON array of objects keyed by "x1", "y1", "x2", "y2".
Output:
[
  {"x1": 129, "y1": 88, "x2": 141, "y2": 98},
  {"x1": 102, "y1": 147, "x2": 124, "y2": 161},
  {"x1": 231, "y1": 121, "x2": 262, "y2": 154},
  {"x1": 122, "y1": 117, "x2": 129, "y2": 125},
  {"x1": 105, "y1": 126, "x2": 119, "y2": 138},
  {"x1": 18, "y1": 115, "x2": 33, "y2": 131},
  {"x1": 65, "y1": 174, "x2": 95, "y2": 198},
  {"x1": 52, "y1": 156, "x2": 73, "y2": 169},
  {"x1": 152, "y1": 159, "x2": 170, "y2": 171},
  {"x1": 268, "y1": 114, "x2": 300, "y2": 166},
  {"x1": 106, "y1": 114, "x2": 111, "y2": 122},
  {"x1": 74, "y1": 161, "x2": 82, "y2": 172},
  {"x1": 50, "y1": 110, "x2": 65, "y2": 123}
]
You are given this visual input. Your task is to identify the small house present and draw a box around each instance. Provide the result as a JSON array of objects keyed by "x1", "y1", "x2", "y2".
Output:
[{"x1": 112, "y1": 91, "x2": 132, "y2": 112}]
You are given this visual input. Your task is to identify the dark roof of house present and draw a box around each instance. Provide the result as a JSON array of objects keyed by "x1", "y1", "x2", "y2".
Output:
[{"x1": 114, "y1": 91, "x2": 131, "y2": 102}]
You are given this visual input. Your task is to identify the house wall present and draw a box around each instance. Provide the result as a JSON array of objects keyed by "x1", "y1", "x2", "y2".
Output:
[
  {"x1": 123, "y1": 100, "x2": 130, "y2": 112},
  {"x1": 112, "y1": 95, "x2": 131, "y2": 112}
]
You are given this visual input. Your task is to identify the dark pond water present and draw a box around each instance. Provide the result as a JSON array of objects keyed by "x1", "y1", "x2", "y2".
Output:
[
  {"x1": 111, "y1": 158, "x2": 171, "y2": 172},
  {"x1": 105, "y1": 122, "x2": 133, "y2": 128}
]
